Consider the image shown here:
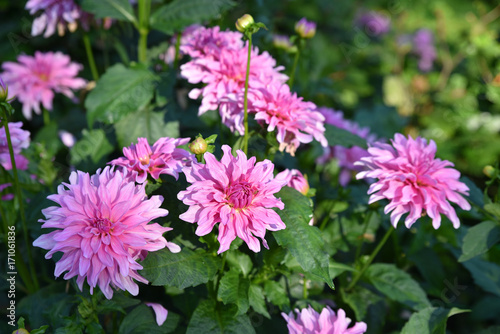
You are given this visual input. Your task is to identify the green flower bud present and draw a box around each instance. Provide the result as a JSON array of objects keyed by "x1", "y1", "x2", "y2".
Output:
[
  {"x1": 0, "y1": 77, "x2": 9, "y2": 103},
  {"x1": 189, "y1": 137, "x2": 208, "y2": 155},
  {"x1": 236, "y1": 14, "x2": 254, "y2": 33},
  {"x1": 483, "y1": 165, "x2": 495, "y2": 178}
]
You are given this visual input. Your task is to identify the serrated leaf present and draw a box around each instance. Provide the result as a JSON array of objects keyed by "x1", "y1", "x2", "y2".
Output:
[
  {"x1": 273, "y1": 187, "x2": 333, "y2": 289},
  {"x1": 217, "y1": 268, "x2": 250, "y2": 315},
  {"x1": 324, "y1": 124, "x2": 367, "y2": 149},
  {"x1": 186, "y1": 300, "x2": 255, "y2": 334},
  {"x1": 462, "y1": 257, "x2": 500, "y2": 297},
  {"x1": 400, "y1": 307, "x2": 469, "y2": 334},
  {"x1": 114, "y1": 108, "x2": 179, "y2": 148},
  {"x1": 140, "y1": 247, "x2": 221, "y2": 289},
  {"x1": 248, "y1": 284, "x2": 270, "y2": 318},
  {"x1": 85, "y1": 64, "x2": 158, "y2": 125},
  {"x1": 81, "y1": 0, "x2": 136, "y2": 23},
  {"x1": 150, "y1": 0, "x2": 235, "y2": 35},
  {"x1": 118, "y1": 304, "x2": 179, "y2": 334},
  {"x1": 459, "y1": 221, "x2": 500, "y2": 262},
  {"x1": 264, "y1": 280, "x2": 289, "y2": 309},
  {"x1": 70, "y1": 129, "x2": 113, "y2": 168},
  {"x1": 341, "y1": 285, "x2": 384, "y2": 321},
  {"x1": 366, "y1": 263, "x2": 431, "y2": 310},
  {"x1": 226, "y1": 251, "x2": 253, "y2": 277}
]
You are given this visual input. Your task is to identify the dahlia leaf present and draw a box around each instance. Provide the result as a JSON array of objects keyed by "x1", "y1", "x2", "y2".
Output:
[
  {"x1": 248, "y1": 284, "x2": 270, "y2": 319},
  {"x1": 150, "y1": 0, "x2": 236, "y2": 35},
  {"x1": 365, "y1": 263, "x2": 431, "y2": 310},
  {"x1": 217, "y1": 268, "x2": 250, "y2": 315},
  {"x1": 186, "y1": 300, "x2": 255, "y2": 334},
  {"x1": 341, "y1": 285, "x2": 385, "y2": 329},
  {"x1": 70, "y1": 129, "x2": 113, "y2": 169},
  {"x1": 85, "y1": 64, "x2": 158, "y2": 126},
  {"x1": 263, "y1": 280, "x2": 290, "y2": 310},
  {"x1": 459, "y1": 221, "x2": 500, "y2": 262},
  {"x1": 119, "y1": 304, "x2": 179, "y2": 334},
  {"x1": 81, "y1": 0, "x2": 137, "y2": 24},
  {"x1": 400, "y1": 307, "x2": 469, "y2": 334},
  {"x1": 226, "y1": 251, "x2": 253, "y2": 277},
  {"x1": 324, "y1": 124, "x2": 368, "y2": 149},
  {"x1": 139, "y1": 247, "x2": 222, "y2": 289},
  {"x1": 461, "y1": 257, "x2": 500, "y2": 297},
  {"x1": 273, "y1": 187, "x2": 333, "y2": 289}
]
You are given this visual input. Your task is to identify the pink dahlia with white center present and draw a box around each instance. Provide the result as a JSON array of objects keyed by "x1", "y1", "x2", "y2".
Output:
[
  {"x1": 110, "y1": 137, "x2": 195, "y2": 184},
  {"x1": 251, "y1": 83, "x2": 327, "y2": 156},
  {"x1": 0, "y1": 122, "x2": 30, "y2": 171},
  {"x1": 2, "y1": 51, "x2": 86, "y2": 120},
  {"x1": 26, "y1": 0, "x2": 82, "y2": 37},
  {"x1": 356, "y1": 133, "x2": 471, "y2": 228},
  {"x1": 178, "y1": 145, "x2": 286, "y2": 253},
  {"x1": 33, "y1": 166, "x2": 180, "y2": 299},
  {"x1": 282, "y1": 306, "x2": 367, "y2": 334}
]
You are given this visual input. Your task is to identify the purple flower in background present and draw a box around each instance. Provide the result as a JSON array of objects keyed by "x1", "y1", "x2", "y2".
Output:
[
  {"x1": 26, "y1": 0, "x2": 82, "y2": 37},
  {"x1": 295, "y1": 17, "x2": 316, "y2": 39},
  {"x1": 355, "y1": 11, "x2": 391, "y2": 37},
  {"x1": 356, "y1": 134, "x2": 471, "y2": 229},
  {"x1": 0, "y1": 183, "x2": 14, "y2": 201},
  {"x1": 282, "y1": 305, "x2": 367, "y2": 334},
  {"x1": 412, "y1": 29, "x2": 437, "y2": 72},
  {"x1": 273, "y1": 35, "x2": 296, "y2": 52},
  {"x1": 0, "y1": 122, "x2": 30, "y2": 171}
]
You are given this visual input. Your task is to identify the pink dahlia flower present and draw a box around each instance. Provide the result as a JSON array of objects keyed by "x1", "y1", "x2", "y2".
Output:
[
  {"x1": 356, "y1": 134, "x2": 471, "y2": 228},
  {"x1": 146, "y1": 302, "x2": 168, "y2": 326},
  {"x1": 0, "y1": 122, "x2": 30, "y2": 171},
  {"x1": 282, "y1": 305, "x2": 367, "y2": 334},
  {"x1": 317, "y1": 107, "x2": 376, "y2": 186},
  {"x1": 178, "y1": 145, "x2": 286, "y2": 253},
  {"x1": 275, "y1": 169, "x2": 310, "y2": 196},
  {"x1": 251, "y1": 83, "x2": 327, "y2": 156},
  {"x1": 110, "y1": 137, "x2": 195, "y2": 184},
  {"x1": 26, "y1": 0, "x2": 82, "y2": 37},
  {"x1": 2, "y1": 51, "x2": 86, "y2": 120},
  {"x1": 179, "y1": 25, "x2": 244, "y2": 59},
  {"x1": 33, "y1": 166, "x2": 180, "y2": 299}
]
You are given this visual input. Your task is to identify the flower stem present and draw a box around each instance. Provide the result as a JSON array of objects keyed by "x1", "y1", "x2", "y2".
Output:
[
  {"x1": 346, "y1": 226, "x2": 394, "y2": 291},
  {"x1": 242, "y1": 36, "x2": 252, "y2": 155},
  {"x1": 1, "y1": 108, "x2": 39, "y2": 291},
  {"x1": 173, "y1": 33, "x2": 181, "y2": 70},
  {"x1": 83, "y1": 33, "x2": 99, "y2": 81},
  {"x1": 43, "y1": 107, "x2": 50, "y2": 126},
  {"x1": 137, "y1": 0, "x2": 151, "y2": 64},
  {"x1": 354, "y1": 211, "x2": 374, "y2": 261},
  {"x1": 288, "y1": 46, "x2": 300, "y2": 89}
]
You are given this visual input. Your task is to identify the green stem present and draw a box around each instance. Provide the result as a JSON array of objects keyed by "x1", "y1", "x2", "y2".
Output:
[
  {"x1": 173, "y1": 33, "x2": 181, "y2": 70},
  {"x1": 214, "y1": 252, "x2": 227, "y2": 299},
  {"x1": 302, "y1": 276, "x2": 308, "y2": 299},
  {"x1": 137, "y1": 0, "x2": 151, "y2": 64},
  {"x1": 242, "y1": 36, "x2": 252, "y2": 155},
  {"x1": 1, "y1": 109, "x2": 39, "y2": 291},
  {"x1": 346, "y1": 226, "x2": 394, "y2": 291},
  {"x1": 354, "y1": 211, "x2": 373, "y2": 261},
  {"x1": 288, "y1": 46, "x2": 300, "y2": 89},
  {"x1": 43, "y1": 107, "x2": 50, "y2": 126},
  {"x1": 83, "y1": 33, "x2": 99, "y2": 81}
]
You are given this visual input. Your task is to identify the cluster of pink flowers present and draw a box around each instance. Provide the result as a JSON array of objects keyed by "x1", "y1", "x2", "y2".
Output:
[
  {"x1": 178, "y1": 145, "x2": 287, "y2": 253},
  {"x1": 317, "y1": 107, "x2": 377, "y2": 186},
  {"x1": 33, "y1": 166, "x2": 180, "y2": 299},
  {"x1": 356, "y1": 134, "x2": 471, "y2": 228},
  {"x1": 0, "y1": 122, "x2": 30, "y2": 171},
  {"x1": 2, "y1": 51, "x2": 86, "y2": 119},
  {"x1": 110, "y1": 137, "x2": 195, "y2": 183},
  {"x1": 282, "y1": 305, "x2": 367, "y2": 334},
  {"x1": 180, "y1": 25, "x2": 327, "y2": 155}
]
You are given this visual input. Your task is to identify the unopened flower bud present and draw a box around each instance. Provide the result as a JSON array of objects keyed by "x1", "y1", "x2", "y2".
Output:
[
  {"x1": 236, "y1": 14, "x2": 254, "y2": 33},
  {"x1": 295, "y1": 17, "x2": 316, "y2": 39},
  {"x1": 483, "y1": 165, "x2": 495, "y2": 178},
  {"x1": 12, "y1": 329, "x2": 30, "y2": 334},
  {"x1": 189, "y1": 137, "x2": 208, "y2": 155},
  {"x1": 0, "y1": 77, "x2": 8, "y2": 103}
]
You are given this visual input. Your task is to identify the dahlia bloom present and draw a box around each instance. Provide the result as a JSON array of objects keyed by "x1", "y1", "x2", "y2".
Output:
[
  {"x1": 282, "y1": 305, "x2": 367, "y2": 334},
  {"x1": 356, "y1": 134, "x2": 471, "y2": 228},
  {"x1": 355, "y1": 11, "x2": 391, "y2": 37},
  {"x1": 317, "y1": 107, "x2": 376, "y2": 186},
  {"x1": 179, "y1": 25, "x2": 244, "y2": 59},
  {"x1": 110, "y1": 137, "x2": 195, "y2": 184},
  {"x1": 295, "y1": 18, "x2": 316, "y2": 39},
  {"x1": 412, "y1": 29, "x2": 436, "y2": 72},
  {"x1": 146, "y1": 302, "x2": 168, "y2": 326},
  {"x1": 0, "y1": 122, "x2": 30, "y2": 171},
  {"x1": 26, "y1": 0, "x2": 82, "y2": 37},
  {"x1": 2, "y1": 51, "x2": 86, "y2": 119},
  {"x1": 251, "y1": 83, "x2": 327, "y2": 156},
  {"x1": 33, "y1": 166, "x2": 180, "y2": 299},
  {"x1": 178, "y1": 145, "x2": 286, "y2": 254},
  {"x1": 275, "y1": 169, "x2": 310, "y2": 196}
]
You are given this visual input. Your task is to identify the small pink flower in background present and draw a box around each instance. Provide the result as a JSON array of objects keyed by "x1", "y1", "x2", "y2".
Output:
[
  {"x1": 412, "y1": 29, "x2": 436, "y2": 72},
  {"x1": 282, "y1": 305, "x2": 367, "y2": 334},
  {"x1": 356, "y1": 134, "x2": 471, "y2": 229},
  {"x1": 295, "y1": 18, "x2": 316, "y2": 39},
  {"x1": 58, "y1": 130, "x2": 76, "y2": 148},
  {"x1": 251, "y1": 83, "x2": 327, "y2": 156},
  {"x1": 0, "y1": 122, "x2": 30, "y2": 171},
  {"x1": 0, "y1": 183, "x2": 14, "y2": 201},
  {"x1": 178, "y1": 145, "x2": 286, "y2": 254},
  {"x1": 146, "y1": 303, "x2": 168, "y2": 326},
  {"x1": 355, "y1": 11, "x2": 391, "y2": 37},
  {"x1": 110, "y1": 137, "x2": 195, "y2": 184},
  {"x1": 317, "y1": 107, "x2": 377, "y2": 186},
  {"x1": 276, "y1": 169, "x2": 310, "y2": 196},
  {"x1": 33, "y1": 166, "x2": 180, "y2": 299},
  {"x1": 26, "y1": 0, "x2": 82, "y2": 37},
  {"x1": 2, "y1": 51, "x2": 86, "y2": 120}
]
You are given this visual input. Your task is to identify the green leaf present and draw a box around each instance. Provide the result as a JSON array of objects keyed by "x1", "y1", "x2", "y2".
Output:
[
  {"x1": 323, "y1": 124, "x2": 367, "y2": 149},
  {"x1": 226, "y1": 251, "x2": 253, "y2": 277},
  {"x1": 485, "y1": 203, "x2": 500, "y2": 219},
  {"x1": 118, "y1": 304, "x2": 179, "y2": 334},
  {"x1": 459, "y1": 221, "x2": 500, "y2": 262},
  {"x1": 342, "y1": 285, "x2": 384, "y2": 321},
  {"x1": 264, "y1": 280, "x2": 289, "y2": 310},
  {"x1": 400, "y1": 307, "x2": 469, "y2": 334},
  {"x1": 366, "y1": 263, "x2": 431, "y2": 310},
  {"x1": 186, "y1": 300, "x2": 255, "y2": 334},
  {"x1": 476, "y1": 326, "x2": 500, "y2": 334},
  {"x1": 462, "y1": 257, "x2": 500, "y2": 297},
  {"x1": 150, "y1": 0, "x2": 235, "y2": 35},
  {"x1": 217, "y1": 268, "x2": 250, "y2": 315},
  {"x1": 460, "y1": 176, "x2": 484, "y2": 208},
  {"x1": 30, "y1": 326, "x2": 49, "y2": 334},
  {"x1": 81, "y1": 0, "x2": 136, "y2": 23},
  {"x1": 70, "y1": 129, "x2": 114, "y2": 168},
  {"x1": 248, "y1": 284, "x2": 270, "y2": 318},
  {"x1": 140, "y1": 247, "x2": 221, "y2": 289},
  {"x1": 114, "y1": 109, "x2": 179, "y2": 148},
  {"x1": 273, "y1": 187, "x2": 333, "y2": 289},
  {"x1": 85, "y1": 64, "x2": 158, "y2": 126}
]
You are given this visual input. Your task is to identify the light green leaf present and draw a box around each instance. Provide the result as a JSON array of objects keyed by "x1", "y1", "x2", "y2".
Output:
[
  {"x1": 226, "y1": 251, "x2": 253, "y2": 277},
  {"x1": 324, "y1": 124, "x2": 367, "y2": 149},
  {"x1": 400, "y1": 307, "x2": 469, "y2": 334},
  {"x1": 264, "y1": 280, "x2": 289, "y2": 310},
  {"x1": 81, "y1": 0, "x2": 136, "y2": 23},
  {"x1": 485, "y1": 203, "x2": 500, "y2": 219},
  {"x1": 366, "y1": 263, "x2": 431, "y2": 310},
  {"x1": 459, "y1": 221, "x2": 500, "y2": 262},
  {"x1": 217, "y1": 268, "x2": 250, "y2": 315},
  {"x1": 118, "y1": 304, "x2": 179, "y2": 334},
  {"x1": 248, "y1": 284, "x2": 270, "y2": 319},
  {"x1": 140, "y1": 248, "x2": 221, "y2": 289},
  {"x1": 70, "y1": 129, "x2": 113, "y2": 168}
]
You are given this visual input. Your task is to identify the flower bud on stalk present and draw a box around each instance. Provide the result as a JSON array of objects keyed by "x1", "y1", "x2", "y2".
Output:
[
  {"x1": 483, "y1": 165, "x2": 496, "y2": 178},
  {"x1": 189, "y1": 136, "x2": 208, "y2": 155},
  {"x1": 295, "y1": 17, "x2": 316, "y2": 39},
  {"x1": 0, "y1": 77, "x2": 9, "y2": 103},
  {"x1": 236, "y1": 14, "x2": 255, "y2": 33}
]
